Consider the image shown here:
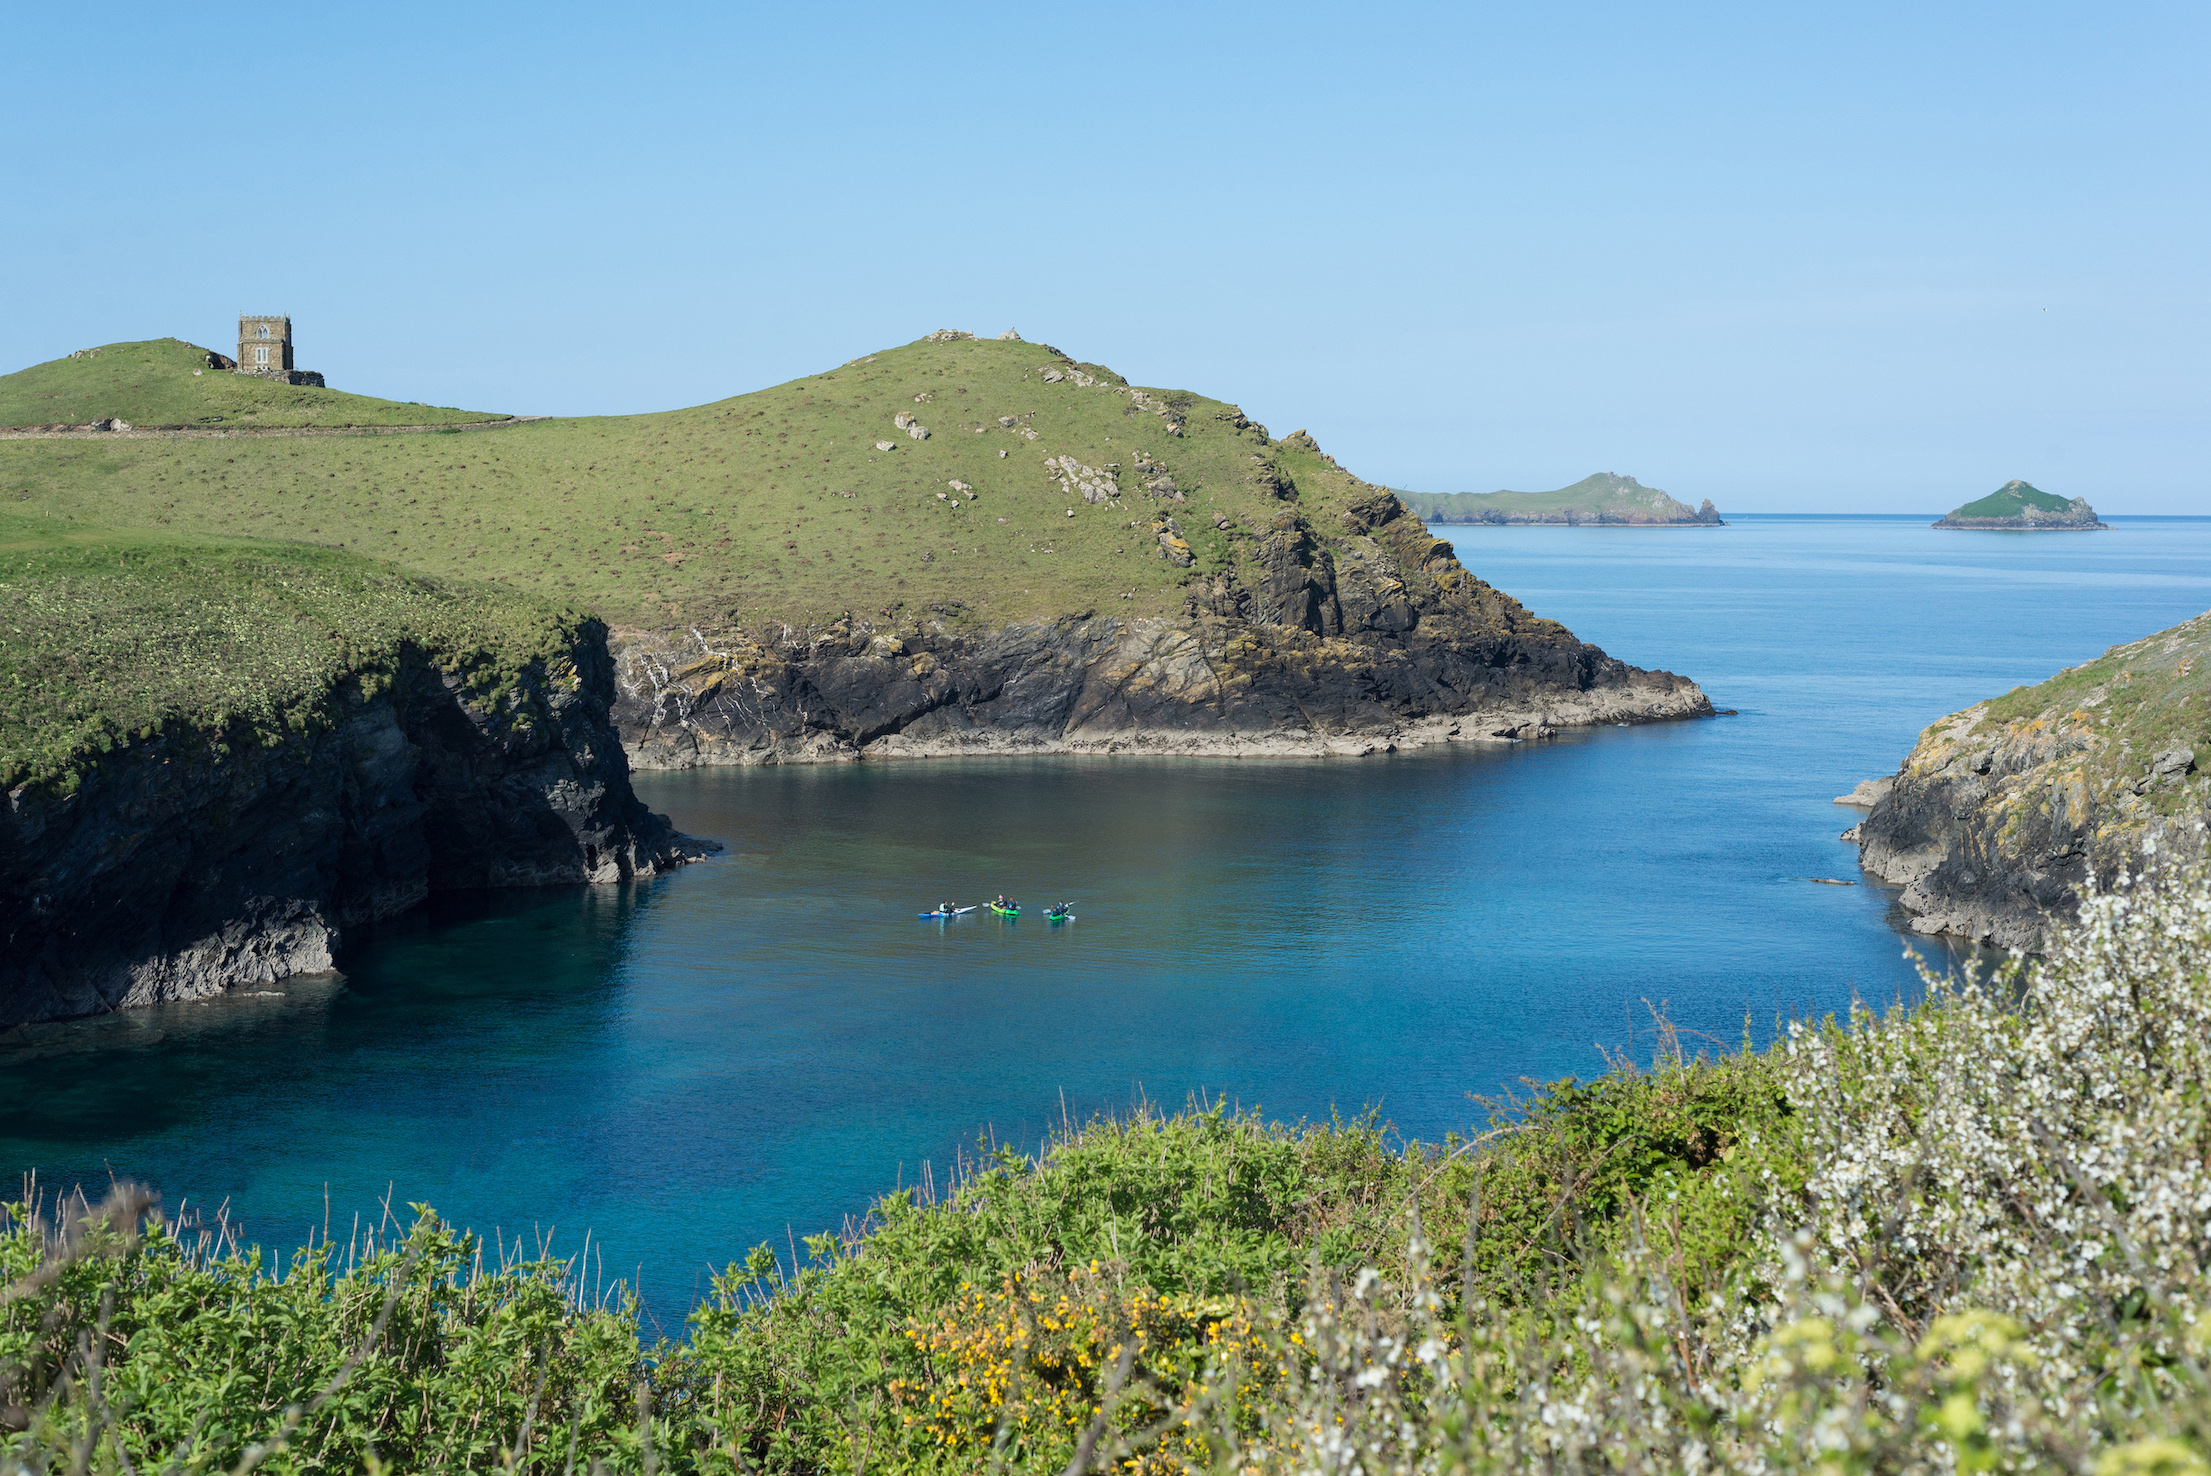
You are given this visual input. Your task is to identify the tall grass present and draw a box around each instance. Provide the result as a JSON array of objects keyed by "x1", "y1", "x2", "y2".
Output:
[{"x1": 8, "y1": 864, "x2": 2210, "y2": 1472}]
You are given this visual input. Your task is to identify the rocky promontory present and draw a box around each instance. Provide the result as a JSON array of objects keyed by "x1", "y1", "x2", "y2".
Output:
[
  {"x1": 613, "y1": 487, "x2": 1711, "y2": 765},
  {"x1": 1933, "y1": 480, "x2": 2107, "y2": 530},
  {"x1": 1846, "y1": 610, "x2": 2208, "y2": 947},
  {"x1": 1, "y1": 525, "x2": 706, "y2": 1028}
]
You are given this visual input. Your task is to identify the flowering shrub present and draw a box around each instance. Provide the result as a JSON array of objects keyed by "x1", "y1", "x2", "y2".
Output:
[{"x1": 890, "y1": 1262, "x2": 1279, "y2": 1469}]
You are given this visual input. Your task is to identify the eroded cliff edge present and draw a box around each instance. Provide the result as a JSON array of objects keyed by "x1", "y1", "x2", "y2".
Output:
[
  {"x1": 1847, "y1": 610, "x2": 2209, "y2": 948},
  {"x1": 1, "y1": 520, "x2": 710, "y2": 1029},
  {"x1": 613, "y1": 488, "x2": 1711, "y2": 765},
  {"x1": 2, "y1": 623, "x2": 703, "y2": 1028}
]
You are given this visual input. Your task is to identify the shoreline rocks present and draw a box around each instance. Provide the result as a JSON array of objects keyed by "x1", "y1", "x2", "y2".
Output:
[{"x1": 1849, "y1": 610, "x2": 2209, "y2": 947}]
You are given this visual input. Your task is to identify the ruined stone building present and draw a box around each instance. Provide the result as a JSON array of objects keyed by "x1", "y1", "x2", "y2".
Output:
[{"x1": 230, "y1": 315, "x2": 325, "y2": 387}]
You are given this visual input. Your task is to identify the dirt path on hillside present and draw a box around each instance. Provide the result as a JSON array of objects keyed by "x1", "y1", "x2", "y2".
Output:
[{"x1": 0, "y1": 416, "x2": 549, "y2": 441}]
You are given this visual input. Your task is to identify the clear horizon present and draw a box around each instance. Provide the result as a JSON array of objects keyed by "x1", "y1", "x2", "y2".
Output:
[{"x1": 6, "y1": 1, "x2": 2205, "y2": 514}]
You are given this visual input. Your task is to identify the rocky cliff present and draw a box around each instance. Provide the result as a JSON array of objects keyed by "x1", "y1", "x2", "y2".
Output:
[
  {"x1": 614, "y1": 487, "x2": 1712, "y2": 765},
  {"x1": 2, "y1": 619, "x2": 705, "y2": 1030},
  {"x1": 1847, "y1": 610, "x2": 2209, "y2": 947}
]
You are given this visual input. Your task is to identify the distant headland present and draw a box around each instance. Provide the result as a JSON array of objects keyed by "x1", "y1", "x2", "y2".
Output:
[
  {"x1": 1398, "y1": 473, "x2": 1723, "y2": 526},
  {"x1": 1933, "y1": 480, "x2": 2106, "y2": 530}
]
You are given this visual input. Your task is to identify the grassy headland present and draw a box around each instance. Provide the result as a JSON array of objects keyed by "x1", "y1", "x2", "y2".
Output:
[
  {"x1": 1946, "y1": 479, "x2": 2075, "y2": 520},
  {"x1": 1934, "y1": 478, "x2": 2105, "y2": 529},
  {"x1": 0, "y1": 339, "x2": 503, "y2": 430},
  {"x1": 2, "y1": 335, "x2": 1426, "y2": 631},
  {"x1": 10, "y1": 866, "x2": 2211, "y2": 1472},
  {"x1": 0, "y1": 510, "x2": 585, "y2": 795},
  {"x1": 1400, "y1": 472, "x2": 1719, "y2": 525}
]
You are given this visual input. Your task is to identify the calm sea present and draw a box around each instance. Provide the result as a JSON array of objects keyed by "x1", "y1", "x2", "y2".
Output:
[{"x1": 7, "y1": 514, "x2": 2207, "y2": 1328}]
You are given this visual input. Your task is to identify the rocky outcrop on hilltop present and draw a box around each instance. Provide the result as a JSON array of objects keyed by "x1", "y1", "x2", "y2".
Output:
[
  {"x1": 1848, "y1": 611, "x2": 2209, "y2": 947},
  {"x1": 614, "y1": 489, "x2": 1712, "y2": 765},
  {"x1": 1, "y1": 623, "x2": 709, "y2": 1028}
]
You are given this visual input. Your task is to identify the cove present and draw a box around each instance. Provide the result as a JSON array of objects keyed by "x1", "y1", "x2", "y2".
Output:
[{"x1": 5, "y1": 514, "x2": 2207, "y2": 1329}]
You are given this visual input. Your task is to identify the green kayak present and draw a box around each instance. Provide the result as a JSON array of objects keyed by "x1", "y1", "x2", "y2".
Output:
[{"x1": 989, "y1": 903, "x2": 1019, "y2": 917}]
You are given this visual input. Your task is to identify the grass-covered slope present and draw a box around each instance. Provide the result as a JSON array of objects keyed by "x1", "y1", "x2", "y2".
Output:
[
  {"x1": 1400, "y1": 472, "x2": 1718, "y2": 525},
  {"x1": 4, "y1": 335, "x2": 1439, "y2": 629},
  {"x1": 0, "y1": 510, "x2": 585, "y2": 794},
  {"x1": 1948, "y1": 479, "x2": 2072, "y2": 519},
  {"x1": 0, "y1": 339, "x2": 502, "y2": 429}
]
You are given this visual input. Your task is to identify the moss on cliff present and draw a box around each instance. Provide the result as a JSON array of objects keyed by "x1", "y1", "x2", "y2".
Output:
[{"x1": 0, "y1": 511, "x2": 584, "y2": 795}]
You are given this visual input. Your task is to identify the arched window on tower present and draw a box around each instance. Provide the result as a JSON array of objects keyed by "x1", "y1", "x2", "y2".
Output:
[{"x1": 257, "y1": 324, "x2": 271, "y2": 339}]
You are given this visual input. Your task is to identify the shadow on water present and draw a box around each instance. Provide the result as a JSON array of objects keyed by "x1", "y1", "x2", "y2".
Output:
[{"x1": 0, "y1": 884, "x2": 646, "y2": 1222}]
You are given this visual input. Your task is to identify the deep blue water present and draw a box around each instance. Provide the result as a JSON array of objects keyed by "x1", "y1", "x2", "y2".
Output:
[{"x1": 6, "y1": 514, "x2": 2208, "y2": 1329}]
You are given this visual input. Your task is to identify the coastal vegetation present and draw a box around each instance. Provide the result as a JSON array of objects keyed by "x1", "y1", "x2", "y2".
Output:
[
  {"x1": 0, "y1": 510, "x2": 586, "y2": 797},
  {"x1": 0, "y1": 340, "x2": 502, "y2": 431},
  {"x1": 8, "y1": 864, "x2": 2210, "y2": 1472},
  {"x1": 1398, "y1": 473, "x2": 1722, "y2": 526}
]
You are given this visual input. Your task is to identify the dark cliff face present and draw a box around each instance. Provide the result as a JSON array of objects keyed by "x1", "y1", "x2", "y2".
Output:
[
  {"x1": 0, "y1": 623, "x2": 707, "y2": 1028},
  {"x1": 615, "y1": 492, "x2": 1712, "y2": 765},
  {"x1": 1851, "y1": 612, "x2": 2209, "y2": 948}
]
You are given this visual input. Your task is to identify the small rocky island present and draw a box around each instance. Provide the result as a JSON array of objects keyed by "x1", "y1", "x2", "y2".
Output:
[
  {"x1": 1399, "y1": 473, "x2": 1723, "y2": 526},
  {"x1": 1841, "y1": 608, "x2": 2206, "y2": 947},
  {"x1": 1933, "y1": 479, "x2": 2106, "y2": 530}
]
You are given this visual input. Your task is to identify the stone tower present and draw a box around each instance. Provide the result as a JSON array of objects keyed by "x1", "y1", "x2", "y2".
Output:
[
  {"x1": 231, "y1": 315, "x2": 324, "y2": 387},
  {"x1": 237, "y1": 315, "x2": 294, "y2": 375}
]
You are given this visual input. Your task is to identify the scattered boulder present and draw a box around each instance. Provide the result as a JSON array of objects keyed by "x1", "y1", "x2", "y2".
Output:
[
  {"x1": 997, "y1": 329, "x2": 1023, "y2": 341},
  {"x1": 947, "y1": 480, "x2": 973, "y2": 495},
  {"x1": 2153, "y1": 746, "x2": 2198, "y2": 779},
  {"x1": 1042, "y1": 369, "x2": 1065, "y2": 384},
  {"x1": 923, "y1": 329, "x2": 972, "y2": 343},
  {"x1": 874, "y1": 440, "x2": 896, "y2": 452}
]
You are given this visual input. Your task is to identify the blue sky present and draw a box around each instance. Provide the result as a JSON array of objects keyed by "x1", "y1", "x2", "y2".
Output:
[{"x1": 6, "y1": 2, "x2": 2205, "y2": 511}]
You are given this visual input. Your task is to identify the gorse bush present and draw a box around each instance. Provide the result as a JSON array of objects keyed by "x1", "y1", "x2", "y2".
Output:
[{"x1": 7, "y1": 865, "x2": 2211, "y2": 1473}]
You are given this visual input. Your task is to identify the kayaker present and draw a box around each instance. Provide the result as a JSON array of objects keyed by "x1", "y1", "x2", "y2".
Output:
[{"x1": 940, "y1": 901, "x2": 953, "y2": 916}]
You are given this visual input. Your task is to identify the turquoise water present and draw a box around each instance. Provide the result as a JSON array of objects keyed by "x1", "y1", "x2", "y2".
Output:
[{"x1": 6, "y1": 514, "x2": 2208, "y2": 1328}]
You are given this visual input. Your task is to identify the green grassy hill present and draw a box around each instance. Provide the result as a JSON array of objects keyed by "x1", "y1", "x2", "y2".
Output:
[
  {"x1": 1947, "y1": 479, "x2": 2071, "y2": 519},
  {"x1": 0, "y1": 333, "x2": 1410, "y2": 631},
  {"x1": 1400, "y1": 472, "x2": 1715, "y2": 524},
  {"x1": 0, "y1": 338, "x2": 504, "y2": 429},
  {"x1": 0, "y1": 510, "x2": 579, "y2": 793}
]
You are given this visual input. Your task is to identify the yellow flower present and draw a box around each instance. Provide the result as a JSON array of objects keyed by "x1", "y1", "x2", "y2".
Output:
[{"x1": 2096, "y1": 1442, "x2": 2209, "y2": 1476}]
